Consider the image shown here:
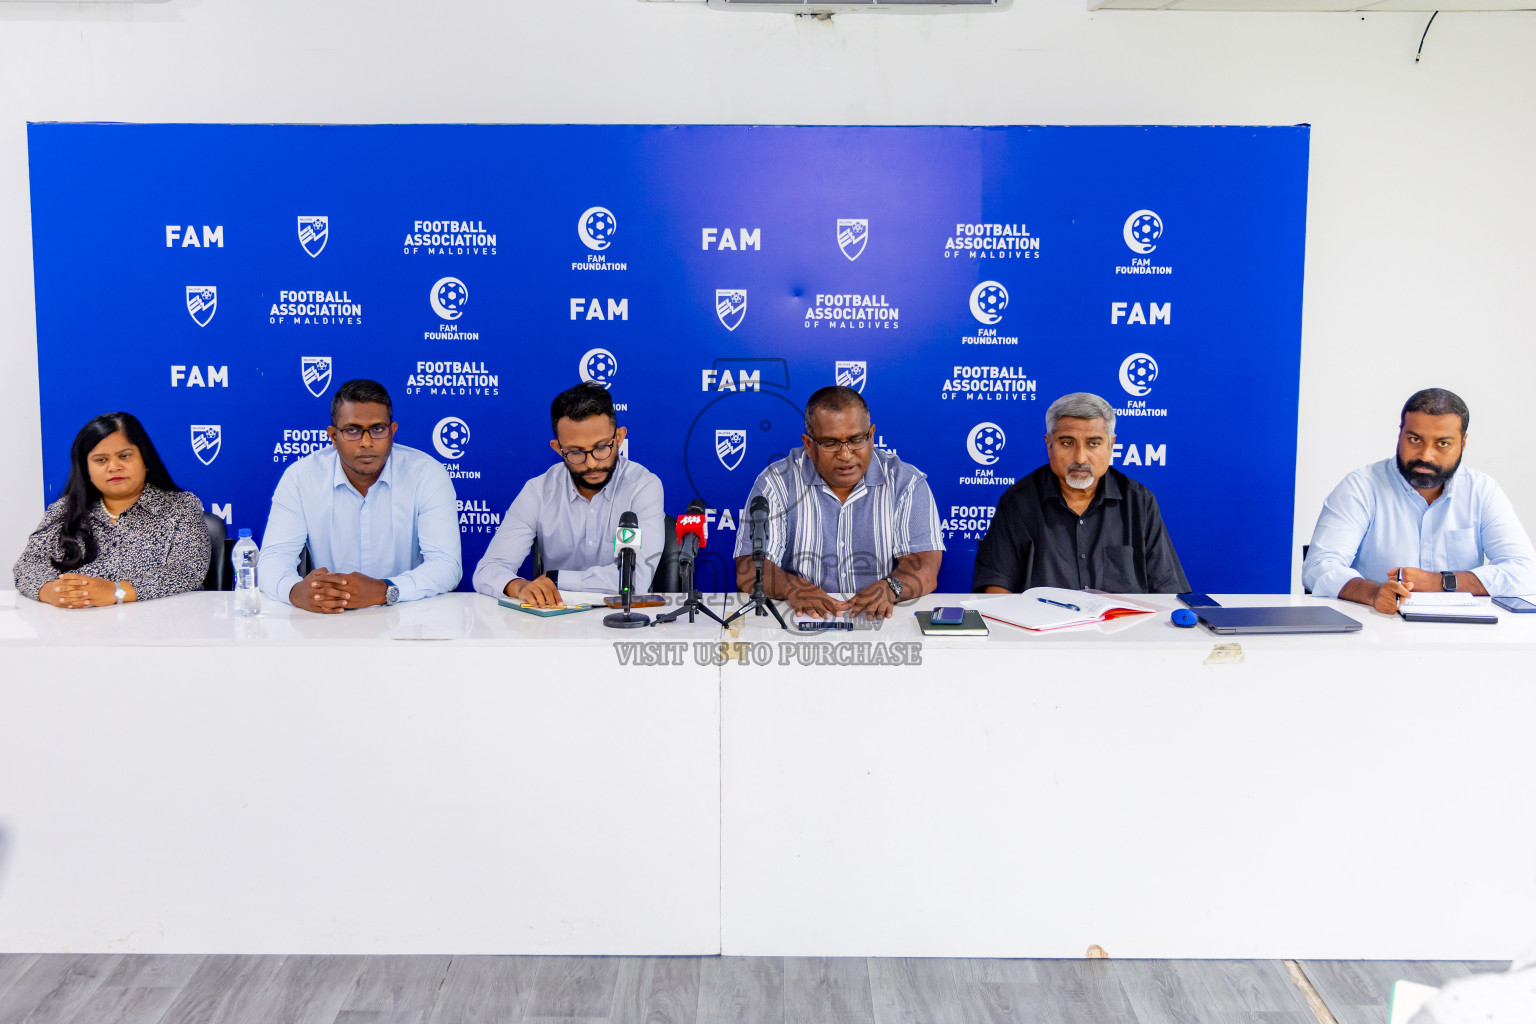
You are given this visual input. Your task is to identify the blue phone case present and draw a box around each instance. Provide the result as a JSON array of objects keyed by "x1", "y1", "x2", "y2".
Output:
[{"x1": 931, "y1": 606, "x2": 966, "y2": 624}]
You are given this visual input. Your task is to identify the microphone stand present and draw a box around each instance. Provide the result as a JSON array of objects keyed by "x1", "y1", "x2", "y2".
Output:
[
  {"x1": 654, "y1": 552, "x2": 729, "y2": 627},
  {"x1": 723, "y1": 548, "x2": 788, "y2": 631},
  {"x1": 603, "y1": 548, "x2": 651, "y2": 629}
]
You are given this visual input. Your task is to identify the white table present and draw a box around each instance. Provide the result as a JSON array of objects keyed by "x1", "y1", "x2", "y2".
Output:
[
  {"x1": 0, "y1": 590, "x2": 722, "y2": 955},
  {"x1": 2, "y1": 589, "x2": 1533, "y2": 959}
]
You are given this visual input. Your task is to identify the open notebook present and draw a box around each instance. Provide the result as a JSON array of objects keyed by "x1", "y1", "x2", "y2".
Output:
[
  {"x1": 1398, "y1": 592, "x2": 1498, "y2": 624},
  {"x1": 965, "y1": 588, "x2": 1155, "y2": 632}
]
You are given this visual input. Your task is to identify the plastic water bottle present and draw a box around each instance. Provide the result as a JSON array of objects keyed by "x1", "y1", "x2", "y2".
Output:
[{"x1": 232, "y1": 528, "x2": 260, "y2": 617}]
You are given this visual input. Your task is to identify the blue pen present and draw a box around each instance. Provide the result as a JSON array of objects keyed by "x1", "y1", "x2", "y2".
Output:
[{"x1": 1038, "y1": 597, "x2": 1081, "y2": 612}]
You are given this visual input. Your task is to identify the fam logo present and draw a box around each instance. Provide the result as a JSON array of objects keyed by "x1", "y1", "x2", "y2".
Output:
[
  {"x1": 1115, "y1": 352, "x2": 1169, "y2": 421},
  {"x1": 716, "y1": 289, "x2": 747, "y2": 332},
  {"x1": 433, "y1": 416, "x2": 471, "y2": 461},
  {"x1": 431, "y1": 277, "x2": 467, "y2": 321},
  {"x1": 942, "y1": 365, "x2": 1037, "y2": 401},
  {"x1": 960, "y1": 422, "x2": 1016, "y2": 486},
  {"x1": 578, "y1": 207, "x2": 617, "y2": 251},
  {"x1": 837, "y1": 219, "x2": 868, "y2": 262},
  {"x1": 186, "y1": 286, "x2": 217, "y2": 327},
  {"x1": 942, "y1": 504, "x2": 997, "y2": 542},
  {"x1": 403, "y1": 219, "x2": 497, "y2": 257},
  {"x1": 580, "y1": 348, "x2": 618, "y2": 389},
  {"x1": 570, "y1": 298, "x2": 629, "y2": 321},
  {"x1": 702, "y1": 227, "x2": 760, "y2": 251},
  {"x1": 165, "y1": 225, "x2": 223, "y2": 248},
  {"x1": 406, "y1": 360, "x2": 500, "y2": 397},
  {"x1": 171, "y1": 365, "x2": 228, "y2": 388},
  {"x1": 1116, "y1": 210, "x2": 1173, "y2": 276},
  {"x1": 944, "y1": 222, "x2": 1041, "y2": 260},
  {"x1": 804, "y1": 294, "x2": 899, "y2": 330},
  {"x1": 270, "y1": 290, "x2": 361, "y2": 326},
  {"x1": 969, "y1": 281, "x2": 1008, "y2": 325},
  {"x1": 302, "y1": 356, "x2": 333, "y2": 398},
  {"x1": 835, "y1": 360, "x2": 867, "y2": 393},
  {"x1": 190, "y1": 425, "x2": 221, "y2": 466},
  {"x1": 1110, "y1": 301, "x2": 1171, "y2": 326},
  {"x1": 716, "y1": 429, "x2": 747, "y2": 471},
  {"x1": 297, "y1": 216, "x2": 328, "y2": 258}
]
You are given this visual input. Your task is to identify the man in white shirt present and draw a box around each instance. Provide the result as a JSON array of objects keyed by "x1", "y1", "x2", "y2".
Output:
[{"x1": 1303, "y1": 388, "x2": 1536, "y2": 613}]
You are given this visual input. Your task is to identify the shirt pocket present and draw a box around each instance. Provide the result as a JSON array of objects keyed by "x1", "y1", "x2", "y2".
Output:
[
  {"x1": 1096, "y1": 545, "x2": 1142, "y2": 592},
  {"x1": 1443, "y1": 527, "x2": 1480, "y2": 570}
]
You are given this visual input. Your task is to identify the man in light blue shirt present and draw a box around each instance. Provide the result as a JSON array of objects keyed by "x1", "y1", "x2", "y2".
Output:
[
  {"x1": 733, "y1": 385, "x2": 943, "y2": 619},
  {"x1": 472, "y1": 382, "x2": 664, "y2": 607},
  {"x1": 260, "y1": 379, "x2": 462, "y2": 612},
  {"x1": 1303, "y1": 388, "x2": 1536, "y2": 612}
]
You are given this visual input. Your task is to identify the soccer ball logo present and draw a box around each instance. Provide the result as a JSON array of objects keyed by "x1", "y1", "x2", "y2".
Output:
[
  {"x1": 1123, "y1": 209, "x2": 1163, "y2": 255},
  {"x1": 578, "y1": 206, "x2": 617, "y2": 251},
  {"x1": 429, "y1": 277, "x2": 468, "y2": 321},
  {"x1": 968, "y1": 281, "x2": 1008, "y2": 325},
  {"x1": 1119, "y1": 352, "x2": 1159, "y2": 397},
  {"x1": 966, "y1": 422, "x2": 1006, "y2": 467},
  {"x1": 433, "y1": 416, "x2": 470, "y2": 460},
  {"x1": 580, "y1": 347, "x2": 618, "y2": 389}
]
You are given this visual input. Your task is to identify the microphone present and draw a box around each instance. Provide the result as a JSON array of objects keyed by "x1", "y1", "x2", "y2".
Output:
[
  {"x1": 604, "y1": 510, "x2": 650, "y2": 630},
  {"x1": 676, "y1": 499, "x2": 708, "y2": 566},
  {"x1": 749, "y1": 494, "x2": 770, "y2": 559}
]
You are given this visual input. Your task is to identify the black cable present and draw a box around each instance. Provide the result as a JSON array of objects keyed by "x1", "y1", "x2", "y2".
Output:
[{"x1": 1416, "y1": 11, "x2": 1439, "y2": 63}]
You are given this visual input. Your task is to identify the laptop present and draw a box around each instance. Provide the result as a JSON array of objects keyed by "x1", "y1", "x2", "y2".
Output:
[{"x1": 1197, "y1": 606, "x2": 1362, "y2": 635}]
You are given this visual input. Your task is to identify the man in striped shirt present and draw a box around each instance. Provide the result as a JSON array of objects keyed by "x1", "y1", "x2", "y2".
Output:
[{"x1": 733, "y1": 385, "x2": 944, "y2": 618}]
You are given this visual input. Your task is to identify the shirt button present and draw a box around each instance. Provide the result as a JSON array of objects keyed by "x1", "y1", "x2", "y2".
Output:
[
  {"x1": 1079, "y1": 519, "x2": 1084, "y2": 526},
  {"x1": 1080, "y1": 553, "x2": 1087, "y2": 559}
]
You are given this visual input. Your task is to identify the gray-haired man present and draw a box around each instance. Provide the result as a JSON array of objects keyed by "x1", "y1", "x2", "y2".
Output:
[{"x1": 973, "y1": 392, "x2": 1189, "y2": 594}]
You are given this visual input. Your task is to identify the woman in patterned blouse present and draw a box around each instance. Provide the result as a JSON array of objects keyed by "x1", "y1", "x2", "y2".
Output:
[{"x1": 13, "y1": 412, "x2": 210, "y2": 606}]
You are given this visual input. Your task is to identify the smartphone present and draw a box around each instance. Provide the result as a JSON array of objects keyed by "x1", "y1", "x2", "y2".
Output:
[
  {"x1": 1492, "y1": 596, "x2": 1536, "y2": 613},
  {"x1": 1178, "y1": 592, "x2": 1221, "y2": 608},
  {"x1": 931, "y1": 606, "x2": 967, "y2": 625}
]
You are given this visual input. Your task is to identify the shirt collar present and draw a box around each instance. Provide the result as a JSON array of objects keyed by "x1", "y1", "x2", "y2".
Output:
[
  {"x1": 94, "y1": 485, "x2": 168, "y2": 520},
  {"x1": 1388, "y1": 457, "x2": 1462, "y2": 505},
  {"x1": 564, "y1": 456, "x2": 625, "y2": 504},
  {"x1": 331, "y1": 448, "x2": 394, "y2": 495},
  {"x1": 798, "y1": 447, "x2": 887, "y2": 493},
  {"x1": 1040, "y1": 466, "x2": 1122, "y2": 510}
]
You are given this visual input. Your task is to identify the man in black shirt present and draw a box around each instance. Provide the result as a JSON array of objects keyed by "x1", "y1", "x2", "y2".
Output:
[{"x1": 973, "y1": 392, "x2": 1189, "y2": 594}]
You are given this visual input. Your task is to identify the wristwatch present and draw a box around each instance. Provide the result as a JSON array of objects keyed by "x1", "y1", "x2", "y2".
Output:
[
  {"x1": 383, "y1": 579, "x2": 400, "y2": 606},
  {"x1": 113, "y1": 582, "x2": 126, "y2": 605},
  {"x1": 884, "y1": 574, "x2": 904, "y2": 600},
  {"x1": 545, "y1": 570, "x2": 559, "y2": 585},
  {"x1": 1441, "y1": 571, "x2": 1458, "y2": 592}
]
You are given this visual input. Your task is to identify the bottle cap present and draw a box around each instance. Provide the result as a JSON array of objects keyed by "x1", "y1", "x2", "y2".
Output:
[{"x1": 238, "y1": 528, "x2": 252, "y2": 538}]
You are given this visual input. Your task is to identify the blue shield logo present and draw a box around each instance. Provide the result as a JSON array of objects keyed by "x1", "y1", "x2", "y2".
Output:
[
  {"x1": 191, "y1": 425, "x2": 222, "y2": 466},
  {"x1": 301, "y1": 356, "x2": 332, "y2": 398},
  {"x1": 835, "y1": 360, "x2": 867, "y2": 393},
  {"x1": 186, "y1": 286, "x2": 217, "y2": 327},
  {"x1": 715, "y1": 289, "x2": 747, "y2": 332},
  {"x1": 715, "y1": 429, "x2": 747, "y2": 471},
  {"x1": 837, "y1": 219, "x2": 868, "y2": 262},
  {"x1": 297, "y1": 215, "x2": 329, "y2": 258}
]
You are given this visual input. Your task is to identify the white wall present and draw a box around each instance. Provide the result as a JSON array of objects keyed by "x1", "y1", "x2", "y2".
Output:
[{"x1": 2, "y1": 0, "x2": 1533, "y2": 591}]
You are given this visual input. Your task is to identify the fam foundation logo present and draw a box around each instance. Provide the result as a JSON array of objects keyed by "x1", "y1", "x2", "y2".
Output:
[
  {"x1": 425, "y1": 277, "x2": 479, "y2": 342},
  {"x1": 186, "y1": 286, "x2": 217, "y2": 327},
  {"x1": 580, "y1": 348, "x2": 619, "y2": 389},
  {"x1": 835, "y1": 360, "x2": 867, "y2": 393},
  {"x1": 190, "y1": 425, "x2": 221, "y2": 466},
  {"x1": 272, "y1": 427, "x2": 332, "y2": 464},
  {"x1": 959, "y1": 422, "x2": 1015, "y2": 487},
  {"x1": 837, "y1": 219, "x2": 868, "y2": 262},
  {"x1": 297, "y1": 216, "x2": 328, "y2": 258},
  {"x1": 433, "y1": 416, "x2": 471, "y2": 461},
  {"x1": 269, "y1": 289, "x2": 362, "y2": 326},
  {"x1": 942, "y1": 504, "x2": 997, "y2": 542},
  {"x1": 944, "y1": 222, "x2": 1041, "y2": 260},
  {"x1": 959, "y1": 282, "x2": 1019, "y2": 346},
  {"x1": 301, "y1": 356, "x2": 333, "y2": 397},
  {"x1": 804, "y1": 294, "x2": 899, "y2": 330},
  {"x1": 716, "y1": 289, "x2": 747, "y2": 331},
  {"x1": 715, "y1": 429, "x2": 747, "y2": 471},
  {"x1": 1116, "y1": 210, "x2": 1173, "y2": 276},
  {"x1": 575, "y1": 207, "x2": 625, "y2": 271},
  {"x1": 405, "y1": 360, "x2": 500, "y2": 398},
  {"x1": 403, "y1": 219, "x2": 497, "y2": 257},
  {"x1": 942, "y1": 365, "x2": 1037, "y2": 401},
  {"x1": 457, "y1": 495, "x2": 503, "y2": 535},
  {"x1": 1115, "y1": 352, "x2": 1168, "y2": 421}
]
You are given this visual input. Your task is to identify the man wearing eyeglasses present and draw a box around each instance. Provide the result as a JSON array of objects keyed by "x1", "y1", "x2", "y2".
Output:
[
  {"x1": 259, "y1": 378, "x2": 463, "y2": 612},
  {"x1": 733, "y1": 385, "x2": 943, "y2": 619},
  {"x1": 472, "y1": 381, "x2": 664, "y2": 608}
]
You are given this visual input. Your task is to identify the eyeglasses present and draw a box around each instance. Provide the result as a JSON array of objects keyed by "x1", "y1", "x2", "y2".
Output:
[
  {"x1": 810, "y1": 433, "x2": 872, "y2": 454},
  {"x1": 335, "y1": 424, "x2": 391, "y2": 441},
  {"x1": 560, "y1": 436, "x2": 619, "y2": 465}
]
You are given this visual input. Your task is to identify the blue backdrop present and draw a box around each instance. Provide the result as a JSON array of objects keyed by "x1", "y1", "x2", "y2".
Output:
[{"x1": 28, "y1": 123, "x2": 1309, "y2": 594}]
